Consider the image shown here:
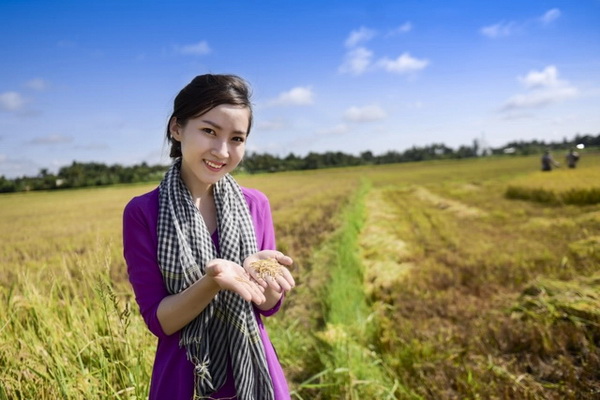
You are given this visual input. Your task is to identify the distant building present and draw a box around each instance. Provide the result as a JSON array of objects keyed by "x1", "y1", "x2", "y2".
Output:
[{"x1": 474, "y1": 135, "x2": 492, "y2": 156}]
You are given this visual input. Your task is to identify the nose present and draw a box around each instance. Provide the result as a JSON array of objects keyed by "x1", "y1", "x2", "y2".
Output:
[{"x1": 211, "y1": 139, "x2": 229, "y2": 159}]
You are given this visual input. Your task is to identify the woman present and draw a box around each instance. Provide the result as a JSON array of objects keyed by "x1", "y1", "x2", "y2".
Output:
[{"x1": 123, "y1": 74, "x2": 295, "y2": 399}]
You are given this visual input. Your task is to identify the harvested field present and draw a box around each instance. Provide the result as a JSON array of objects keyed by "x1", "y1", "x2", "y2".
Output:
[{"x1": 1, "y1": 153, "x2": 599, "y2": 399}]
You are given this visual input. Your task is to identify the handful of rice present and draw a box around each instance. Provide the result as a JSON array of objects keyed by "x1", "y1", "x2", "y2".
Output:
[{"x1": 250, "y1": 258, "x2": 284, "y2": 279}]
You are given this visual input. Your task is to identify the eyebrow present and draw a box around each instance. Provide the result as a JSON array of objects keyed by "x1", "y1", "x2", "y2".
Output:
[{"x1": 201, "y1": 119, "x2": 248, "y2": 136}]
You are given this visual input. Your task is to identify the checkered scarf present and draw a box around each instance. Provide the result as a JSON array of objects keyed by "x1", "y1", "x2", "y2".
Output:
[{"x1": 157, "y1": 160, "x2": 274, "y2": 399}]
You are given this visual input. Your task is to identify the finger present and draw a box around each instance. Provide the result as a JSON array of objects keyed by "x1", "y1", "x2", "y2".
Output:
[
  {"x1": 246, "y1": 268, "x2": 268, "y2": 288},
  {"x1": 274, "y1": 252, "x2": 292, "y2": 264},
  {"x1": 274, "y1": 274, "x2": 293, "y2": 292},
  {"x1": 263, "y1": 275, "x2": 282, "y2": 293},
  {"x1": 232, "y1": 270, "x2": 262, "y2": 297},
  {"x1": 233, "y1": 286, "x2": 253, "y2": 302},
  {"x1": 280, "y1": 268, "x2": 296, "y2": 288},
  {"x1": 253, "y1": 280, "x2": 266, "y2": 293},
  {"x1": 235, "y1": 281, "x2": 264, "y2": 304},
  {"x1": 244, "y1": 276, "x2": 266, "y2": 294},
  {"x1": 241, "y1": 276, "x2": 266, "y2": 298},
  {"x1": 275, "y1": 254, "x2": 294, "y2": 269},
  {"x1": 250, "y1": 283, "x2": 266, "y2": 304},
  {"x1": 239, "y1": 258, "x2": 266, "y2": 286}
]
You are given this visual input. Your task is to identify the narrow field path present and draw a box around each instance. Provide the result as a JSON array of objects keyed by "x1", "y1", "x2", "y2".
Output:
[{"x1": 307, "y1": 183, "x2": 409, "y2": 399}]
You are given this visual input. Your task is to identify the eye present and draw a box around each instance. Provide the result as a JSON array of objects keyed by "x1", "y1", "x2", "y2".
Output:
[
  {"x1": 201, "y1": 128, "x2": 216, "y2": 135},
  {"x1": 232, "y1": 136, "x2": 246, "y2": 143}
]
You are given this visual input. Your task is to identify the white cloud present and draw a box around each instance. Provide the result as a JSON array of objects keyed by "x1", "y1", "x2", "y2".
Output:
[
  {"x1": 316, "y1": 124, "x2": 350, "y2": 136},
  {"x1": 503, "y1": 87, "x2": 578, "y2": 110},
  {"x1": 519, "y1": 65, "x2": 560, "y2": 89},
  {"x1": 340, "y1": 25, "x2": 425, "y2": 77},
  {"x1": 482, "y1": 9, "x2": 560, "y2": 38},
  {"x1": 377, "y1": 52, "x2": 429, "y2": 74},
  {"x1": 339, "y1": 47, "x2": 373, "y2": 75},
  {"x1": 0, "y1": 91, "x2": 26, "y2": 112},
  {"x1": 269, "y1": 86, "x2": 314, "y2": 106},
  {"x1": 343, "y1": 105, "x2": 387, "y2": 122},
  {"x1": 25, "y1": 78, "x2": 49, "y2": 91},
  {"x1": 177, "y1": 41, "x2": 211, "y2": 55},
  {"x1": 480, "y1": 21, "x2": 516, "y2": 38},
  {"x1": 29, "y1": 134, "x2": 74, "y2": 145},
  {"x1": 387, "y1": 22, "x2": 412, "y2": 36},
  {"x1": 540, "y1": 8, "x2": 561, "y2": 24},
  {"x1": 502, "y1": 66, "x2": 578, "y2": 110},
  {"x1": 345, "y1": 27, "x2": 377, "y2": 48}
]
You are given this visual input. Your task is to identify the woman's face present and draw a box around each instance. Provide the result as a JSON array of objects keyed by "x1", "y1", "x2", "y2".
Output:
[{"x1": 170, "y1": 104, "x2": 250, "y2": 196}]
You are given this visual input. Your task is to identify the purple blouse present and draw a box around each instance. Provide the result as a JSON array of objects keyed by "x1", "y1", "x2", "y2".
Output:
[{"x1": 123, "y1": 187, "x2": 290, "y2": 400}]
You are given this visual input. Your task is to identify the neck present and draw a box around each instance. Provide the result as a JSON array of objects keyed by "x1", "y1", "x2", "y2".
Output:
[
  {"x1": 188, "y1": 185, "x2": 212, "y2": 209},
  {"x1": 179, "y1": 167, "x2": 213, "y2": 201}
]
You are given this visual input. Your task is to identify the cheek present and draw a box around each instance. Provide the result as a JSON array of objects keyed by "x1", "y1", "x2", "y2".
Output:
[
  {"x1": 181, "y1": 134, "x2": 205, "y2": 149},
  {"x1": 231, "y1": 145, "x2": 246, "y2": 161}
]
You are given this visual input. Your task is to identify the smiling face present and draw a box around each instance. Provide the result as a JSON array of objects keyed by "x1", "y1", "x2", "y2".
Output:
[{"x1": 170, "y1": 104, "x2": 250, "y2": 197}]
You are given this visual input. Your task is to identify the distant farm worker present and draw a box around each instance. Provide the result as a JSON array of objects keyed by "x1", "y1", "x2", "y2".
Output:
[
  {"x1": 565, "y1": 148, "x2": 580, "y2": 169},
  {"x1": 541, "y1": 149, "x2": 560, "y2": 171},
  {"x1": 122, "y1": 74, "x2": 295, "y2": 400}
]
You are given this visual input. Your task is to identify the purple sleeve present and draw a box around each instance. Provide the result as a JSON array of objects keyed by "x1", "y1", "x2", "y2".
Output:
[
  {"x1": 244, "y1": 187, "x2": 276, "y2": 251},
  {"x1": 243, "y1": 188, "x2": 283, "y2": 316},
  {"x1": 243, "y1": 189, "x2": 290, "y2": 398},
  {"x1": 123, "y1": 187, "x2": 281, "y2": 340},
  {"x1": 122, "y1": 191, "x2": 170, "y2": 339}
]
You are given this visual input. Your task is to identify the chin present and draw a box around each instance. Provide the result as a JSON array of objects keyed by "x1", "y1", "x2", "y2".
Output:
[{"x1": 202, "y1": 172, "x2": 226, "y2": 184}]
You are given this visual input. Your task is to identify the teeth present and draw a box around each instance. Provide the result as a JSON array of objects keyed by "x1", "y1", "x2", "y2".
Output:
[{"x1": 205, "y1": 160, "x2": 223, "y2": 169}]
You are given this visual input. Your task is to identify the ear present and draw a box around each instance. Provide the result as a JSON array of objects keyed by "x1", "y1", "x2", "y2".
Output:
[{"x1": 169, "y1": 117, "x2": 182, "y2": 142}]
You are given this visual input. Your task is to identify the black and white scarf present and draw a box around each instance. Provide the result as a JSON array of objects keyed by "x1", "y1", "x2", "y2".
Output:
[{"x1": 157, "y1": 160, "x2": 274, "y2": 399}]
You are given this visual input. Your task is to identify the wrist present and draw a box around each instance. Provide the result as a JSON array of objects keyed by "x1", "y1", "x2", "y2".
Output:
[{"x1": 202, "y1": 273, "x2": 221, "y2": 294}]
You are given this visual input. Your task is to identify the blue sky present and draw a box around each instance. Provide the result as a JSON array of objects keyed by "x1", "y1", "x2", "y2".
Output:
[{"x1": 1, "y1": 0, "x2": 599, "y2": 178}]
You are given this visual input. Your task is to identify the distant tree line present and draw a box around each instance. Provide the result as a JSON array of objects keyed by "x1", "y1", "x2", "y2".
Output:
[
  {"x1": 499, "y1": 133, "x2": 600, "y2": 155},
  {"x1": 240, "y1": 133, "x2": 599, "y2": 173},
  {"x1": 1, "y1": 133, "x2": 598, "y2": 193},
  {"x1": 0, "y1": 162, "x2": 167, "y2": 193}
]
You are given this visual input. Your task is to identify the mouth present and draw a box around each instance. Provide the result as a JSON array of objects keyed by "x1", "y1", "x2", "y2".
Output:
[{"x1": 204, "y1": 159, "x2": 226, "y2": 171}]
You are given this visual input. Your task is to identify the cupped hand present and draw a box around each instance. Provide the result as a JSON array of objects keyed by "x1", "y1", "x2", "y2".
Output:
[
  {"x1": 205, "y1": 259, "x2": 266, "y2": 304},
  {"x1": 243, "y1": 250, "x2": 295, "y2": 293}
]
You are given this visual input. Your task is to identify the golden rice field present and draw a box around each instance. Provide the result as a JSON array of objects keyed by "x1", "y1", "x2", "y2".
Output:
[
  {"x1": 506, "y1": 164, "x2": 600, "y2": 205},
  {"x1": 1, "y1": 152, "x2": 599, "y2": 399}
]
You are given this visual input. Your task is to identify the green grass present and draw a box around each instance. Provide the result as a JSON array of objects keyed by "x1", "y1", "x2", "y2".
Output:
[{"x1": 298, "y1": 182, "x2": 401, "y2": 399}]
